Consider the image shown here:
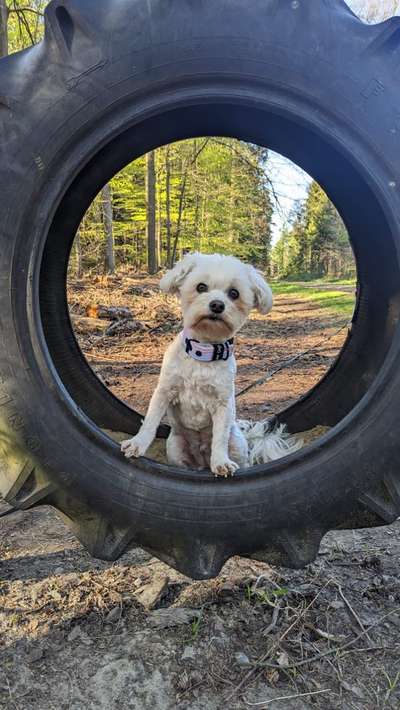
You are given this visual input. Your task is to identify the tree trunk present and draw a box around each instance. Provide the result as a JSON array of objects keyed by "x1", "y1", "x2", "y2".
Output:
[
  {"x1": 75, "y1": 231, "x2": 83, "y2": 278},
  {"x1": 102, "y1": 183, "x2": 115, "y2": 274},
  {"x1": 192, "y1": 141, "x2": 201, "y2": 251},
  {"x1": 170, "y1": 139, "x2": 210, "y2": 267},
  {"x1": 170, "y1": 171, "x2": 187, "y2": 267},
  {"x1": 146, "y1": 150, "x2": 158, "y2": 274},
  {"x1": 199, "y1": 189, "x2": 206, "y2": 253},
  {"x1": 156, "y1": 157, "x2": 163, "y2": 267},
  {"x1": 228, "y1": 150, "x2": 236, "y2": 244},
  {"x1": 165, "y1": 146, "x2": 172, "y2": 267},
  {"x1": 0, "y1": 0, "x2": 8, "y2": 58}
]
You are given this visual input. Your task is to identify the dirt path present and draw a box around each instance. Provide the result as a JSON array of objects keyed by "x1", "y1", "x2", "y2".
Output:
[
  {"x1": 297, "y1": 282, "x2": 355, "y2": 294},
  {"x1": 68, "y1": 271, "x2": 350, "y2": 423},
  {"x1": 1, "y1": 273, "x2": 399, "y2": 709}
]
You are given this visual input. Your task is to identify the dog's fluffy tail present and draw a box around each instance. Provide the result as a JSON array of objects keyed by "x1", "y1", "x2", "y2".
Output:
[{"x1": 238, "y1": 419, "x2": 303, "y2": 466}]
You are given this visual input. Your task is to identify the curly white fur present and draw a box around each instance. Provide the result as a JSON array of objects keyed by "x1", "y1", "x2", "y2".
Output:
[
  {"x1": 238, "y1": 420, "x2": 303, "y2": 466},
  {"x1": 121, "y1": 253, "x2": 299, "y2": 476}
]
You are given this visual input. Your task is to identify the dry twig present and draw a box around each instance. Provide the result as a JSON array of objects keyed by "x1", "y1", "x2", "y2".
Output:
[
  {"x1": 255, "y1": 610, "x2": 398, "y2": 671},
  {"x1": 244, "y1": 688, "x2": 332, "y2": 706},
  {"x1": 236, "y1": 321, "x2": 350, "y2": 398},
  {"x1": 263, "y1": 602, "x2": 282, "y2": 636},
  {"x1": 335, "y1": 582, "x2": 373, "y2": 643},
  {"x1": 224, "y1": 582, "x2": 330, "y2": 702}
]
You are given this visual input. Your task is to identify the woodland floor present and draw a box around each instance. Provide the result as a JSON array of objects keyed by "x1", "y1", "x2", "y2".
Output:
[
  {"x1": 66, "y1": 270, "x2": 354, "y2": 422},
  {"x1": 1, "y1": 272, "x2": 400, "y2": 710}
]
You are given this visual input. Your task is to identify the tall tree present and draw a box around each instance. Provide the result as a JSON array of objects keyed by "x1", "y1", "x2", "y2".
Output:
[
  {"x1": 170, "y1": 138, "x2": 210, "y2": 266},
  {"x1": 102, "y1": 184, "x2": 115, "y2": 274},
  {"x1": 165, "y1": 145, "x2": 172, "y2": 267},
  {"x1": 73, "y1": 137, "x2": 275, "y2": 274},
  {"x1": 271, "y1": 181, "x2": 353, "y2": 279},
  {"x1": 74, "y1": 231, "x2": 83, "y2": 279},
  {"x1": 0, "y1": 0, "x2": 8, "y2": 57},
  {"x1": 146, "y1": 150, "x2": 158, "y2": 274}
]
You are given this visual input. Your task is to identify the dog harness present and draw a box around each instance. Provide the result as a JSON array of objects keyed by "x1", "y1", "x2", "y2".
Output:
[{"x1": 181, "y1": 329, "x2": 234, "y2": 362}]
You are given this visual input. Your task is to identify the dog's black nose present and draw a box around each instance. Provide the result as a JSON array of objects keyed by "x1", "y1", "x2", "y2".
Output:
[{"x1": 209, "y1": 300, "x2": 225, "y2": 314}]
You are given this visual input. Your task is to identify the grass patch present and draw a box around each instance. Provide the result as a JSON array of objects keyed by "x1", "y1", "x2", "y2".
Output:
[{"x1": 271, "y1": 280, "x2": 356, "y2": 317}]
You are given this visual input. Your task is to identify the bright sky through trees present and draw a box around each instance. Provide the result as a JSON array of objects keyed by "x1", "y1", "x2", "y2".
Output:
[{"x1": 268, "y1": 0, "x2": 400, "y2": 244}]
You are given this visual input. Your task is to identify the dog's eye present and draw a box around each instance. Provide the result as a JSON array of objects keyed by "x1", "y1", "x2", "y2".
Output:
[
  {"x1": 228, "y1": 288, "x2": 240, "y2": 300},
  {"x1": 196, "y1": 283, "x2": 208, "y2": 293}
]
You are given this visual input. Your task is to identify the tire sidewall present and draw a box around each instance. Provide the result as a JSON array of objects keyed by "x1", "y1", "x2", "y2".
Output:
[{"x1": 1, "y1": 32, "x2": 400, "y2": 539}]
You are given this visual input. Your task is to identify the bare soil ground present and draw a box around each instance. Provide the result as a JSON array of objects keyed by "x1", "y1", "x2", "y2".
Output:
[
  {"x1": 1, "y1": 272, "x2": 399, "y2": 710},
  {"x1": 67, "y1": 269, "x2": 351, "y2": 422}
]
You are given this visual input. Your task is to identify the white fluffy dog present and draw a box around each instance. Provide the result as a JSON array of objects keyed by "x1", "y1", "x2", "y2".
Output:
[{"x1": 121, "y1": 253, "x2": 299, "y2": 476}]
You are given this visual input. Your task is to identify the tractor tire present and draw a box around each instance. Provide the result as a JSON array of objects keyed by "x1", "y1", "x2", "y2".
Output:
[{"x1": 1, "y1": 0, "x2": 400, "y2": 578}]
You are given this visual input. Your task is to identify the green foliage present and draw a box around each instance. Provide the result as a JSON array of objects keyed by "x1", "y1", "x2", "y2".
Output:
[
  {"x1": 271, "y1": 182, "x2": 355, "y2": 280},
  {"x1": 76, "y1": 138, "x2": 274, "y2": 273},
  {"x1": 245, "y1": 584, "x2": 289, "y2": 607},
  {"x1": 190, "y1": 615, "x2": 202, "y2": 640},
  {"x1": 6, "y1": 1, "x2": 45, "y2": 53}
]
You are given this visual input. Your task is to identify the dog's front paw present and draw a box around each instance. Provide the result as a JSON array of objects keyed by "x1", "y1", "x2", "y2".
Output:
[
  {"x1": 121, "y1": 435, "x2": 150, "y2": 459},
  {"x1": 211, "y1": 458, "x2": 239, "y2": 478}
]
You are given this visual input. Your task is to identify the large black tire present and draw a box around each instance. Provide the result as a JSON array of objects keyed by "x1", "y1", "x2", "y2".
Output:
[{"x1": 1, "y1": 0, "x2": 400, "y2": 579}]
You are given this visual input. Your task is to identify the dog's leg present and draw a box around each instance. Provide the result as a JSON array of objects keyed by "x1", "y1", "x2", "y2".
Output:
[
  {"x1": 121, "y1": 386, "x2": 170, "y2": 459},
  {"x1": 210, "y1": 405, "x2": 239, "y2": 477},
  {"x1": 166, "y1": 405, "x2": 194, "y2": 468},
  {"x1": 166, "y1": 432, "x2": 194, "y2": 468}
]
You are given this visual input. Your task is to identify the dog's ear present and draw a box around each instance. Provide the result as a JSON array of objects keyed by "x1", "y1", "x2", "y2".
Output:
[
  {"x1": 159, "y1": 253, "x2": 199, "y2": 295},
  {"x1": 249, "y1": 266, "x2": 273, "y2": 314}
]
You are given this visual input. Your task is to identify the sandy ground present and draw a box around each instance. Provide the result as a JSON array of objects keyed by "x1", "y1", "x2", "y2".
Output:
[{"x1": 1, "y1": 272, "x2": 399, "y2": 709}]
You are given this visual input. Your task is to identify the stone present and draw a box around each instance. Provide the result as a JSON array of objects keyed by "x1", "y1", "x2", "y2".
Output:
[
  {"x1": 105, "y1": 607, "x2": 121, "y2": 624},
  {"x1": 134, "y1": 575, "x2": 169, "y2": 611},
  {"x1": 27, "y1": 647, "x2": 44, "y2": 663},
  {"x1": 181, "y1": 646, "x2": 196, "y2": 661},
  {"x1": 235, "y1": 651, "x2": 251, "y2": 667},
  {"x1": 148, "y1": 608, "x2": 201, "y2": 629}
]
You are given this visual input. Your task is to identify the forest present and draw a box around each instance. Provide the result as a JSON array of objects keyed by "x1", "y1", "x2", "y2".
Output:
[
  {"x1": 271, "y1": 182, "x2": 355, "y2": 280},
  {"x1": 1, "y1": 0, "x2": 398, "y2": 279},
  {"x1": 76, "y1": 140, "x2": 275, "y2": 275},
  {"x1": 74, "y1": 141, "x2": 357, "y2": 280}
]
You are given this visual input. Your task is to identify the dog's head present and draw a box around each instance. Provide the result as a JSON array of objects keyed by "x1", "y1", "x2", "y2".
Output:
[{"x1": 160, "y1": 253, "x2": 273, "y2": 342}]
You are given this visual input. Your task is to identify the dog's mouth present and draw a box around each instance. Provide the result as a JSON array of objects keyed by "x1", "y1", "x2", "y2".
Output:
[
  {"x1": 191, "y1": 314, "x2": 233, "y2": 338},
  {"x1": 196, "y1": 314, "x2": 227, "y2": 325}
]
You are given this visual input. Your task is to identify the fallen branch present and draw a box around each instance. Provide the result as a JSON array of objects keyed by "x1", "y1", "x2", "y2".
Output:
[
  {"x1": 85, "y1": 304, "x2": 132, "y2": 320},
  {"x1": 104, "y1": 319, "x2": 146, "y2": 337}
]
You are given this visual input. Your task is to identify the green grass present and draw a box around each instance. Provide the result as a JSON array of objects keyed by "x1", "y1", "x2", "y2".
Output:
[
  {"x1": 245, "y1": 584, "x2": 289, "y2": 607},
  {"x1": 279, "y1": 274, "x2": 356, "y2": 285},
  {"x1": 190, "y1": 615, "x2": 202, "y2": 640},
  {"x1": 271, "y1": 279, "x2": 356, "y2": 317}
]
